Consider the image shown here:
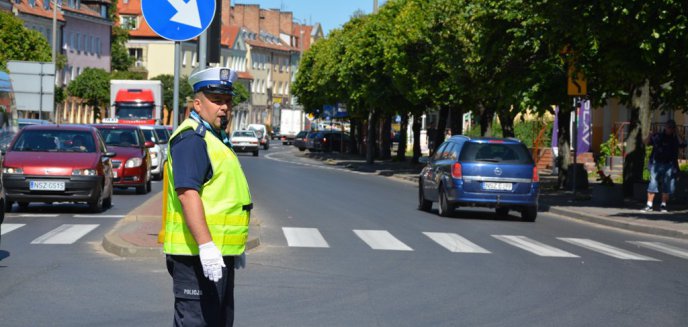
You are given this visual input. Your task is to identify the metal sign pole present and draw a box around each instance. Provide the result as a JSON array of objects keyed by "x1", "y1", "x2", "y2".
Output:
[
  {"x1": 199, "y1": 32, "x2": 207, "y2": 70},
  {"x1": 572, "y1": 97, "x2": 579, "y2": 196},
  {"x1": 173, "y1": 41, "x2": 181, "y2": 129}
]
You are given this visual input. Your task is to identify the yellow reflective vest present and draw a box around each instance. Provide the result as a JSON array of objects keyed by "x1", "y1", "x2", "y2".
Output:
[{"x1": 163, "y1": 119, "x2": 252, "y2": 256}]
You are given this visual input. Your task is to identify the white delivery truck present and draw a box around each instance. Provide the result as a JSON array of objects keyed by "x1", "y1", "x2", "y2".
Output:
[
  {"x1": 109, "y1": 80, "x2": 163, "y2": 125},
  {"x1": 279, "y1": 108, "x2": 303, "y2": 145}
]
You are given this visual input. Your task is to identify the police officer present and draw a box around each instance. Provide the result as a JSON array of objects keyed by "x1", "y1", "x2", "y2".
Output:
[{"x1": 163, "y1": 67, "x2": 252, "y2": 327}]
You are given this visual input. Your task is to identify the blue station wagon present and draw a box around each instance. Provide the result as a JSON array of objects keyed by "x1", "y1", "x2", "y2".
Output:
[{"x1": 418, "y1": 136, "x2": 540, "y2": 221}]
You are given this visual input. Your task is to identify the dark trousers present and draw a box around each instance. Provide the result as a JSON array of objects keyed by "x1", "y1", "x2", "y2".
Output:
[{"x1": 166, "y1": 255, "x2": 235, "y2": 327}]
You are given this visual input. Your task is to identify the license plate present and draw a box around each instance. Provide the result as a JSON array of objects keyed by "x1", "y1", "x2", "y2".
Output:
[
  {"x1": 29, "y1": 180, "x2": 65, "y2": 191},
  {"x1": 113, "y1": 171, "x2": 118, "y2": 178},
  {"x1": 483, "y1": 182, "x2": 512, "y2": 191}
]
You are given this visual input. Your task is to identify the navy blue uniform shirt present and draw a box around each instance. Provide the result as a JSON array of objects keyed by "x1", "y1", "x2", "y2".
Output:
[{"x1": 170, "y1": 129, "x2": 213, "y2": 191}]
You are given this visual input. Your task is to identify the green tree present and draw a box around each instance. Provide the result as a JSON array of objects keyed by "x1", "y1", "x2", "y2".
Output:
[
  {"x1": 67, "y1": 68, "x2": 110, "y2": 123},
  {"x1": 150, "y1": 74, "x2": 193, "y2": 125},
  {"x1": 109, "y1": 0, "x2": 134, "y2": 71},
  {"x1": 232, "y1": 82, "x2": 249, "y2": 106},
  {"x1": 0, "y1": 11, "x2": 52, "y2": 71}
]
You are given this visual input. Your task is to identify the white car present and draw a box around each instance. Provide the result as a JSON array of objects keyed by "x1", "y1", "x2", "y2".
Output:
[
  {"x1": 230, "y1": 130, "x2": 260, "y2": 157},
  {"x1": 247, "y1": 124, "x2": 269, "y2": 150},
  {"x1": 138, "y1": 125, "x2": 164, "y2": 180}
]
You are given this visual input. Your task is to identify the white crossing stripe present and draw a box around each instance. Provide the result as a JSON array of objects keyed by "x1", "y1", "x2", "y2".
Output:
[
  {"x1": 354, "y1": 230, "x2": 413, "y2": 251},
  {"x1": 282, "y1": 227, "x2": 329, "y2": 248},
  {"x1": 73, "y1": 215, "x2": 125, "y2": 219},
  {"x1": 424, "y1": 232, "x2": 491, "y2": 253},
  {"x1": 558, "y1": 238, "x2": 659, "y2": 261},
  {"x1": 493, "y1": 235, "x2": 579, "y2": 258},
  {"x1": 1, "y1": 223, "x2": 26, "y2": 235},
  {"x1": 31, "y1": 224, "x2": 99, "y2": 244},
  {"x1": 627, "y1": 241, "x2": 688, "y2": 260},
  {"x1": 19, "y1": 214, "x2": 59, "y2": 218}
]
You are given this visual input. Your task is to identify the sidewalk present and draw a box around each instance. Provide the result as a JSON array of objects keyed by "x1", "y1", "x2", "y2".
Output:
[
  {"x1": 102, "y1": 151, "x2": 688, "y2": 257},
  {"x1": 102, "y1": 192, "x2": 261, "y2": 257}
]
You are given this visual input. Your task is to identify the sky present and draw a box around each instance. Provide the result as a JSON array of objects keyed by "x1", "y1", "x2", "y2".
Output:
[{"x1": 234, "y1": 0, "x2": 387, "y2": 35}]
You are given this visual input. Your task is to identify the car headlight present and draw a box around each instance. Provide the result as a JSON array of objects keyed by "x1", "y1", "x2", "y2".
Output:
[
  {"x1": 2, "y1": 167, "x2": 24, "y2": 174},
  {"x1": 72, "y1": 169, "x2": 97, "y2": 176},
  {"x1": 125, "y1": 157, "x2": 143, "y2": 168},
  {"x1": 151, "y1": 151, "x2": 159, "y2": 160}
]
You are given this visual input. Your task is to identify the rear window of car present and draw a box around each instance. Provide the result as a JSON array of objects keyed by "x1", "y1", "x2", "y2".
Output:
[
  {"x1": 232, "y1": 131, "x2": 256, "y2": 137},
  {"x1": 459, "y1": 142, "x2": 533, "y2": 164},
  {"x1": 12, "y1": 130, "x2": 96, "y2": 153},
  {"x1": 296, "y1": 131, "x2": 308, "y2": 138},
  {"x1": 141, "y1": 129, "x2": 158, "y2": 143}
]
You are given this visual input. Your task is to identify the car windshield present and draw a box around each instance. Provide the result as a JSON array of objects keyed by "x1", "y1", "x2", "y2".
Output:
[
  {"x1": 141, "y1": 129, "x2": 158, "y2": 143},
  {"x1": 11, "y1": 130, "x2": 96, "y2": 153},
  {"x1": 99, "y1": 129, "x2": 142, "y2": 147},
  {"x1": 154, "y1": 128, "x2": 169, "y2": 143},
  {"x1": 459, "y1": 142, "x2": 533, "y2": 164},
  {"x1": 233, "y1": 131, "x2": 256, "y2": 138}
]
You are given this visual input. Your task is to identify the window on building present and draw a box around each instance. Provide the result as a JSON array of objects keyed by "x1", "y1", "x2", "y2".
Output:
[
  {"x1": 95, "y1": 37, "x2": 100, "y2": 56},
  {"x1": 182, "y1": 52, "x2": 187, "y2": 67},
  {"x1": 129, "y1": 48, "x2": 143, "y2": 61},
  {"x1": 68, "y1": 0, "x2": 74, "y2": 7},
  {"x1": 121, "y1": 15, "x2": 138, "y2": 30},
  {"x1": 28, "y1": 0, "x2": 35, "y2": 7},
  {"x1": 75, "y1": 0, "x2": 80, "y2": 9},
  {"x1": 82, "y1": 34, "x2": 86, "y2": 52},
  {"x1": 63, "y1": 66, "x2": 69, "y2": 84},
  {"x1": 192, "y1": 52, "x2": 197, "y2": 68},
  {"x1": 100, "y1": 5, "x2": 107, "y2": 18},
  {"x1": 43, "y1": 0, "x2": 50, "y2": 10},
  {"x1": 71, "y1": 66, "x2": 76, "y2": 81},
  {"x1": 76, "y1": 33, "x2": 80, "y2": 52},
  {"x1": 69, "y1": 32, "x2": 75, "y2": 51}
]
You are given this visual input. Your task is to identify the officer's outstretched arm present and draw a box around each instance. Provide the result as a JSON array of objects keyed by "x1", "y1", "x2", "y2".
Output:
[{"x1": 176, "y1": 188, "x2": 212, "y2": 245}]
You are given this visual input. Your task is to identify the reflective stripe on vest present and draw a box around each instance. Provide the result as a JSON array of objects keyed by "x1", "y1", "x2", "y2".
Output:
[{"x1": 163, "y1": 119, "x2": 252, "y2": 255}]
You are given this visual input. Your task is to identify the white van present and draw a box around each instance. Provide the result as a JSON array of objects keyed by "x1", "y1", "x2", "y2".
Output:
[{"x1": 247, "y1": 124, "x2": 269, "y2": 150}]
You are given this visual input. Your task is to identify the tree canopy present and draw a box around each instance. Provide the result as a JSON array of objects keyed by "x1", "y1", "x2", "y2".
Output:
[{"x1": 0, "y1": 11, "x2": 52, "y2": 71}]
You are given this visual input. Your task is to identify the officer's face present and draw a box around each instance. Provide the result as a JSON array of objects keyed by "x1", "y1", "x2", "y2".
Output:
[{"x1": 194, "y1": 92, "x2": 233, "y2": 130}]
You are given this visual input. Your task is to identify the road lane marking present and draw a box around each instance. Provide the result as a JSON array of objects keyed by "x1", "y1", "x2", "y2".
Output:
[
  {"x1": 424, "y1": 232, "x2": 491, "y2": 253},
  {"x1": 73, "y1": 215, "x2": 125, "y2": 219},
  {"x1": 18, "y1": 214, "x2": 59, "y2": 218},
  {"x1": 31, "y1": 224, "x2": 99, "y2": 244},
  {"x1": 627, "y1": 241, "x2": 688, "y2": 260},
  {"x1": 558, "y1": 238, "x2": 659, "y2": 261},
  {"x1": 1, "y1": 223, "x2": 26, "y2": 235},
  {"x1": 282, "y1": 227, "x2": 330, "y2": 248},
  {"x1": 354, "y1": 230, "x2": 413, "y2": 251},
  {"x1": 493, "y1": 235, "x2": 579, "y2": 258}
]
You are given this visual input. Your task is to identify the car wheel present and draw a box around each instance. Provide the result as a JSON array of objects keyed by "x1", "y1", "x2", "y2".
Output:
[
  {"x1": 496, "y1": 207, "x2": 509, "y2": 216},
  {"x1": 263, "y1": 143, "x2": 269, "y2": 150},
  {"x1": 136, "y1": 184, "x2": 147, "y2": 194},
  {"x1": 298, "y1": 147, "x2": 306, "y2": 151},
  {"x1": 18, "y1": 202, "x2": 29, "y2": 211},
  {"x1": 418, "y1": 182, "x2": 432, "y2": 212},
  {"x1": 253, "y1": 150, "x2": 259, "y2": 157},
  {"x1": 4, "y1": 200, "x2": 13, "y2": 212},
  {"x1": 521, "y1": 206, "x2": 538, "y2": 222},
  {"x1": 146, "y1": 180, "x2": 152, "y2": 193},
  {"x1": 437, "y1": 187, "x2": 455, "y2": 217},
  {"x1": 88, "y1": 196, "x2": 103, "y2": 213}
]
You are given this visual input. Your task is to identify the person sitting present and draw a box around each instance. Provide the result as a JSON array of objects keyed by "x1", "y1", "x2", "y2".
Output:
[
  {"x1": 72, "y1": 135, "x2": 87, "y2": 151},
  {"x1": 120, "y1": 132, "x2": 135, "y2": 146}
]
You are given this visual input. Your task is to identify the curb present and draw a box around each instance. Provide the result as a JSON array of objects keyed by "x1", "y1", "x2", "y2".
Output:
[
  {"x1": 547, "y1": 206, "x2": 688, "y2": 240},
  {"x1": 102, "y1": 195, "x2": 261, "y2": 258}
]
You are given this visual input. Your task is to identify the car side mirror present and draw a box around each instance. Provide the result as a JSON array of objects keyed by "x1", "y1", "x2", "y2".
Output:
[
  {"x1": 419, "y1": 156, "x2": 430, "y2": 164},
  {"x1": 104, "y1": 151, "x2": 117, "y2": 158},
  {"x1": 144, "y1": 141, "x2": 155, "y2": 148},
  {"x1": 0, "y1": 149, "x2": 5, "y2": 156}
]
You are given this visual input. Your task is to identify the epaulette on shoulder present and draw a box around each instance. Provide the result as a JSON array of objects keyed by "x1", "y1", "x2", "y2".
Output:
[{"x1": 194, "y1": 123, "x2": 207, "y2": 137}]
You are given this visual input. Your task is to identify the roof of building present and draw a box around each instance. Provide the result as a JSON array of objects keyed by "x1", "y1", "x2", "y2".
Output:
[
  {"x1": 222, "y1": 24, "x2": 240, "y2": 47},
  {"x1": 61, "y1": 2, "x2": 106, "y2": 20},
  {"x1": 11, "y1": 0, "x2": 65, "y2": 21},
  {"x1": 237, "y1": 71, "x2": 253, "y2": 80},
  {"x1": 245, "y1": 38, "x2": 297, "y2": 52}
]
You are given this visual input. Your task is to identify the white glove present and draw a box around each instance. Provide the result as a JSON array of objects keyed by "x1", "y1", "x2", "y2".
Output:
[
  {"x1": 234, "y1": 252, "x2": 246, "y2": 269},
  {"x1": 198, "y1": 242, "x2": 225, "y2": 282}
]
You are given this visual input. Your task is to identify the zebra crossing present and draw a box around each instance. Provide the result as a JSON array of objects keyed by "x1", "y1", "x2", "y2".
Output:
[{"x1": 280, "y1": 227, "x2": 688, "y2": 262}]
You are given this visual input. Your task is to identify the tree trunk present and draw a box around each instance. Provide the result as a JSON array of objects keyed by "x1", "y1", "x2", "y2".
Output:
[
  {"x1": 556, "y1": 106, "x2": 572, "y2": 189},
  {"x1": 433, "y1": 106, "x2": 449, "y2": 153},
  {"x1": 479, "y1": 105, "x2": 495, "y2": 136},
  {"x1": 366, "y1": 110, "x2": 377, "y2": 164},
  {"x1": 349, "y1": 118, "x2": 358, "y2": 154},
  {"x1": 449, "y1": 106, "x2": 463, "y2": 136},
  {"x1": 623, "y1": 80, "x2": 651, "y2": 197},
  {"x1": 396, "y1": 113, "x2": 409, "y2": 161},
  {"x1": 412, "y1": 114, "x2": 422, "y2": 164},
  {"x1": 380, "y1": 113, "x2": 392, "y2": 160},
  {"x1": 356, "y1": 119, "x2": 365, "y2": 155},
  {"x1": 498, "y1": 106, "x2": 516, "y2": 138}
]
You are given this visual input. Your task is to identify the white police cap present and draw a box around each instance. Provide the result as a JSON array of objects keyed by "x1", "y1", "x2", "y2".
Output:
[{"x1": 188, "y1": 67, "x2": 238, "y2": 94}]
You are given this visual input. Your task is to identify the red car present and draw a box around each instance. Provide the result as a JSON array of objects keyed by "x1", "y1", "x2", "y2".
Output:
[
  {"x1": 1, "y1": 124, "x2": 115, "y2": 212},
  {"x1": 93, "y1": 124, "x2": 153, "y2": 194}
]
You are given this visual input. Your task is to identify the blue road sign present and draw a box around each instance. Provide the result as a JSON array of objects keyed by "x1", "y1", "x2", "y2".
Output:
[{"x1": 142, "y1": 0, "x2": 216, "y2": 41}]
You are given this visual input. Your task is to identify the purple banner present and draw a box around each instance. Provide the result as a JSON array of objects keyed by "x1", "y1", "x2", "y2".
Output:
[{"x1": 576, "y1": 100, "x2": 591, "y2": 155}]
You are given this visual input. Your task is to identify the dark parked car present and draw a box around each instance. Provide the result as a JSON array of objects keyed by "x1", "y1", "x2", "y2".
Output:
[
  {"x1": 293, "y1": 130, "x2": 310, "y2": 151},
  {"x1": 93, "y1": 124, "x2": 153, "y2": 194},
  {"x1": 311, "y1": 131, "x2": 350, "y2": 152},
  {"x1": 1, "y1": 124, "x2": 115, "y2": 212},
  {"x1": 418, "y1": 136, "x2": 540, "y2": 221}
]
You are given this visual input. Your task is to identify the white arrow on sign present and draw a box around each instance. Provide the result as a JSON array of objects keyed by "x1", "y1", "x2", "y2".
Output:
[{"x1": 168, "y1": 0, "x2": 202, "y2": 28}]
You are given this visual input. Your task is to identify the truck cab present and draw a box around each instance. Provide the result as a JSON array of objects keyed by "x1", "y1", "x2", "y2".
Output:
[{"x1": 113, "y1": 89, "x2": 156, "y2": 125}]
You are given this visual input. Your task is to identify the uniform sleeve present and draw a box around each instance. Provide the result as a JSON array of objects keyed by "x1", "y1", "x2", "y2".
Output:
[{"x1": 170, "y1": 130, "x2": 211, "y2": 191}]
